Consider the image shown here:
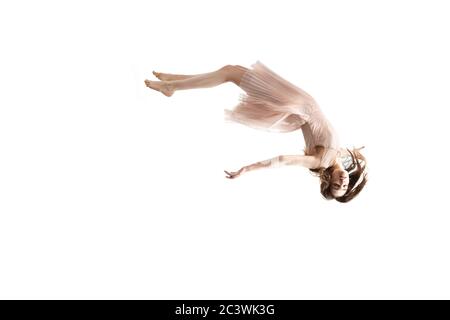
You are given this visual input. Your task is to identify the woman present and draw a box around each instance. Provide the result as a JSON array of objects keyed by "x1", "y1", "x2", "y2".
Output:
[{"x1": 145, "y1": 61, "x2": 368, "y2": 202}]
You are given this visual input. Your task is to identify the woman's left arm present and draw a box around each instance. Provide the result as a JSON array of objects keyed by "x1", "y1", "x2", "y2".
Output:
[{"x1": 224, "y1": 154, "x2": 320, "y2": 179}]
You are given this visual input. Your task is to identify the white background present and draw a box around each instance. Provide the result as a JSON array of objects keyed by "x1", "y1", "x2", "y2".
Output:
[{"x1": 1, "y1": 0, "x2": 449, "y2": 299}]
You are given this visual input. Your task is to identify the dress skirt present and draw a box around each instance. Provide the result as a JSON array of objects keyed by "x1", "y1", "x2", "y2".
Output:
[{"x1": 224, "y1": 60, "x2": 318, "y2": 133}]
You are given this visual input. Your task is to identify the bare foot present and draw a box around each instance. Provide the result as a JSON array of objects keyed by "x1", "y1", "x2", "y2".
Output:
[
  {"x1": 144, "y1": 79, "x2": 174, "y2": 97},
  {"x1": 152, "y1": 71, "x2": 191, "y2": 81}
]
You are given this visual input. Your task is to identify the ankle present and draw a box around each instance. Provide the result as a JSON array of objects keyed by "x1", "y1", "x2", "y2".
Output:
[{"x1": 165, "y1": 81, "x2": 175, "y2": 91}]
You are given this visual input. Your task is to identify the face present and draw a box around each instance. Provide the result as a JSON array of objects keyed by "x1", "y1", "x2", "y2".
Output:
[{"x1": 330, "y1": 168, "x2": 350, "y2": 198}]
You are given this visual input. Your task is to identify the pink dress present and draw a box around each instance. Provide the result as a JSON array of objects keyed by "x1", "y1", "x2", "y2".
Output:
[{"x1": 224, "y1": 60, "x2": 342, "y2": 168}]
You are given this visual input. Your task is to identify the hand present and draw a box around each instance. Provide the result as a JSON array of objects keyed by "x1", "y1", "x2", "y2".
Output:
[{"x1": 224, "y1": 167, "x2": 246, "y2": 179}]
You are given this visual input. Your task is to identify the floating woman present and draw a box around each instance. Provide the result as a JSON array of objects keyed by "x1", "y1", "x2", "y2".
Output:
[{"x1": 145, "y1": 60, "x2": 368, "y2": 203}]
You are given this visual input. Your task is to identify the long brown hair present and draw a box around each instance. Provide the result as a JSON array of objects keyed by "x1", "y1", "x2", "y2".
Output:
[{"x1": 305, "y1": 146, "x2": 368, "y2": 203}]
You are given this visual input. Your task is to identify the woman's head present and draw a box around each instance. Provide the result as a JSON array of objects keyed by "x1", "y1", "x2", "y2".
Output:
[
  {"x1": 330, "y1": 165, "x2": 350, "y2": 198},
  {"x1": 308, "y1": 146, "x2": 368, "y2": 203}
]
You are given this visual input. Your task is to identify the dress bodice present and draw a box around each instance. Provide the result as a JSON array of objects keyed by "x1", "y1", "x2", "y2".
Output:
[{"x1": 295, "y1": 100, "x2": 341, "y2": 168}]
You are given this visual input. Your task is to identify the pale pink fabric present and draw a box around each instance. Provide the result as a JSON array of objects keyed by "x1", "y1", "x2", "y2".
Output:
[{"x1": 224, "y1": 60, "x2": 341, "y2": 168}]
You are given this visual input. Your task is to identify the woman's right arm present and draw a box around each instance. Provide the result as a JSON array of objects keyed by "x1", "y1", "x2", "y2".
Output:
[{"x1": 225, "y1": 154, "x2": 320, "y2": 179}]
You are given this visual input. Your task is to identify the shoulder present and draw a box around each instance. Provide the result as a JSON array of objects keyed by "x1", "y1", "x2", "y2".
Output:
[
  {"x1": 319, "y1": 148, "x2": 340, "y2": 168},
  {"x1": 305, "y1": 155, "x2": 322, "y2": 169},
  {"x1": 305, "y1": 145, "x2": 326, "y2": 157}
]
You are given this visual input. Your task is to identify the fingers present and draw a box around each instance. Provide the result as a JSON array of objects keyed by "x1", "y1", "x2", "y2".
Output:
[
  {"x1": 224, "y1": 170, "x2": 232, "y2": 179},
  {"x1": 224, "y1": 170, "x2": 234, "y2": 179},
  {"x1": 224, "y1": 170, "x2": 239, "y2": 179}
]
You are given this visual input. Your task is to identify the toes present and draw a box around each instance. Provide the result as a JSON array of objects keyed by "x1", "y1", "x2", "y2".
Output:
[
  {"x1": 144, "y1": 80, "x2": 153, "y2": 88},
  {"x1": 152, "y1": 71, "x2": 161, "y2": 79}
]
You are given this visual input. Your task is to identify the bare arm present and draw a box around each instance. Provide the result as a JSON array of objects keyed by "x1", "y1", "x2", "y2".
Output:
[
  {"x1": 277, "y1": 154, "x2": 321, "y2": 168},
  {"x1": 225, "y1": 154, "x2": 320, "y2": 179}
]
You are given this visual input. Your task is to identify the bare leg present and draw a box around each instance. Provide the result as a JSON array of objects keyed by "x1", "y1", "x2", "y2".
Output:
[
  {"x1": 152, "y1": 65, "x2": 249, "y2": 81},
  {"x1": 144, "y1": 65, "x2": 248, "y2": 97},
  {"x1": 152, "y1": 71, "x2": 195, "y2": 81}
]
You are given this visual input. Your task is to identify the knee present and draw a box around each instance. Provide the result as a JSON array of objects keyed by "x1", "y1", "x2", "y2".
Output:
[
  {"x1": 219, "y1": 65, "x2": 244, "y2": 83},
  {"x1": 219, "y1": 64, "x2": 236, "y2": 73}
]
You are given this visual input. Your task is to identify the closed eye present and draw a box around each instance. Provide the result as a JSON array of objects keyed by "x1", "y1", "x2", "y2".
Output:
[{"x1": 333, "y1": 183, "x2": 347, "y2": 190}]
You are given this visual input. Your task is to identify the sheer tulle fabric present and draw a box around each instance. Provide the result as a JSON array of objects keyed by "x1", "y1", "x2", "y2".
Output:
[
  {"x1": 224, "y1": 60, "x2": 317, "y2": 133},
  {"x1": 224, "y1": 60, "x2": 341, "y2": 168}
]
